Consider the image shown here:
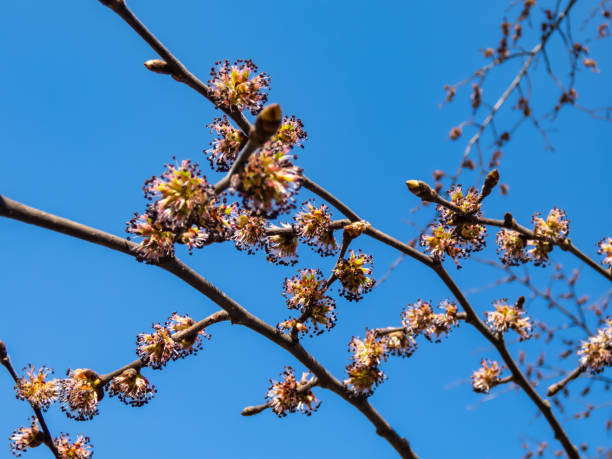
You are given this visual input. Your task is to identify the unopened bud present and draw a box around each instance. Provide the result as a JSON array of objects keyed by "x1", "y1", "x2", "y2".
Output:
[
  {"x1": 406, "y1": 180, "x2": 437, "y2": 202},
  {"x1": 251, "y1": 103, "x2": 282, "y2": 145},
  {"x1": 515, "y1": 296, "x2": 525, "y2": 309},
  {"x1": 144, "y1": 59, "x2": 172, "y2": 75},
  {"x1": 480, "y1": 169, "x2": 500, "y2": 200},
  {"x1": 344, "y1": 220, "x2": 370, "y2": 239},
  {"x1": 0, "y1": 340, "x2": 6, "y2": 359}
]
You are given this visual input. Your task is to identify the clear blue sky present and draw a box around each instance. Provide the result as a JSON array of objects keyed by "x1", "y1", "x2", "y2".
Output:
[{"x1": 1, "y1": 1, "x2": 610, "y2": 458}]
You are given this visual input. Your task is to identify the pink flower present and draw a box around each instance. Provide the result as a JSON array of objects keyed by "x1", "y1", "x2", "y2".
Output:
[
  {"x1": 333, "y1": 250, "x2": 375, "y2": 302},
  {"x1": 496, "y1": 229, "x2": 528, "y2": 266},
  {"x1": 485, "y1": 299, "x2": 532, "y2": 340},
  {"x1": 205, "y1": 116, "x2": 246, "y2": 172},
  {"x1": 9, "y1": 418, "x2": 45, "y2": 456},
  {"x1": 266, "y1": 367, "x2": 319, "y2": 417},
  {"x1": 597, "y1": 237, "x2": 612, "y2": 267},
  {"x1": 266, "y1": 224, "x2": 299, "y2": 265},
  {"x1": 578, "y1": 319, "x2": 612, "y2": 374},
  {"x1": 14, "y1": 365, "x2": 58, "y2": 411},
  {"x1": 54, "y1": 434, "x2": 93, "y2": 459},
  {"x1": 294, "y1": 201, "x2": 337, "y2": 256},
  {"x1": 127, "y1": 213, "x2": 175, "y2": 263},
  {"x1": 108, "y1": 368, "x2": 156, "y2": 407},
  {"x1": 471, "y1": 360, "x2": 502, "y2": 393},
  {"x1": 57, "y1": 369, "x2": 102, "y2": 421},
  {"x1": 208, "y1": 59, "x2": 270, "y2": 114},
  {"x1": 232, "y1": 211, "x2": 267, "y2": 253}
]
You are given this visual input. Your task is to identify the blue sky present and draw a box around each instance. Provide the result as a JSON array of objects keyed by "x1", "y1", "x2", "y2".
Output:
[{"x1": 1, "y1": 1, "x2": 611, "y2": 458}]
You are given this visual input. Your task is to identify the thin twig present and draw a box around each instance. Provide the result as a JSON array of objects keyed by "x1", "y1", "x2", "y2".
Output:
[{"x1": 547, "y1": 365, "x2": 586, "y2": 396}]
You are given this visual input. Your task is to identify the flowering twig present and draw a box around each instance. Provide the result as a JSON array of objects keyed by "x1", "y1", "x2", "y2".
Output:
[
  {"x1": 0, "y1": 195, "x2": 418, "y2": 459},
  {"x1": 0, "y1": 340, "x2": 60, "y2": 458},
  {"x1": 241, "y1": 376, "x2": 319, "y2": 416},
  {"x1": 98, "y1": 310, "x2": 231, "y2": 385}
]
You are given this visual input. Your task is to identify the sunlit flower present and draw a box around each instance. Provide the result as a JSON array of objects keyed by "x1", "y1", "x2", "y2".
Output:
[
  {"x1": 232, "y1": 211, "x2": 267, "y2": 253},
  {"x1": 496, "y1": 229, "x2": 528, "y2": 265},
  {"x1": 205, "y1": 116, "x2": 247, "y2": 171},
  {"x1": 471, "y1": 360, "x2": 501, "y2": 393},
  {"x1": 485, "y1": 299, "x2": 532, "y2": 340},
  {"x1": 208, "y1": 59, "x2": 270, "y2": 114},
  {"x1": 9, "y1": 418, "x2": 45, "y2": 457},
  {"x1": 382, "y1": 331, "x2": 417, "y2": 358},
  {"x1": 420, "y1": 224, "x2": 462, "y2": 263},
  {"x1": 269, "y1": 115, "x2": 307, "y2": 152},
  {"x1": 578, "y1": 319, "x2": 612, "y2": 374},
  {"x1": 334, "y1": 250, "x2": 375, "y2": 302},
  {"x1": 278, "y1": 319, "x2": 309, "y2": 335},
  {"x1": 143, "y1": 160, "x2": 212, "y2": 227},
  {"x1": 526, "y1": 239, "x2": 553, "y2": 266},
  {"x1": 108, "y1": 368, "x2": 156, "y2": 407},
  {"x1": 266, "y1": 367, "x2": 319, "y2": 417},
  {"x1": 233, "y1": 149, "x2": 302, "y2": 218},
  {"x1": 54, "y1": 434, "x2": 93, "y2": 459},
  {"x1": 266, "y1": 224, "x2": 299, "y2": 265},
  {"x1": 349, "y1": 330, "x2": 387, "y2": 367},
  {"x1": 402, "y1": 300, "x2": 459, "y2": 340},
  {"x1": 438, "y1": 186, "x2": 481, "y2": 224},
  {"x1": 14, "y1": 365, "x2": 58, "y2": 411},
  {"x1": 136, "y1": 323, "x2": 181, "y2": 370},
  {"x1": 57, "y1": 369, "x2": 102, "y2": 421},
  {"x1": 127, "y1": 213, "x2": 175, "y2": 263},
  {"x1": 167, "y1": 313, "x2": 210, "y2": 356},
  {"x1": 532, "y1": 207, "x2": 570, "y2": 241},
  {"x1": 196, "y1": 199, "x2": 236, "y2": 243},
  {"x1": 294, "y1": 201, "x2": 337, "y2": 256},
  {"x1": 597, "y1": 237, "x2": 612, "y2": 267},
  {"x1": 344, "y1": 363, "x2": 386, "y2": 395}
]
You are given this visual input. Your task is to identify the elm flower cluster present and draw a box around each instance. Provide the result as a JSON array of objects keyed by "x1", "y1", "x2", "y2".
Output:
[
  {"x1": 496, "y1": 229, "x2": 528, "y2": 266},
  {"x1": 54, "y1": 434, "x2": 93, "y2": 459},
  {"x1": 270, "y1": 116, "x2": 307, "y2": 152},
  {"x1": 485, "y1": 299, "x2": 532, "y2": 340},
  {"x1": 344, "y1": 330, "x2": 388, "y2": 395},
  {"x1": 205, "y1": 116, "x2": 246, "y2": 171},
  {"x1": 107, "y1": 368, "x2": 156, "y2": 407},
  {"x1": 471, "y1": 360, "x2": 502, "y2": 393},
  {"x1": 14, "y1": 365, "x2": 58, "y2": 411},
  {"x1": 421, "y1": 185, "x2": 487, "y2": 264},
  {"x1": 527, "y1": 207, "x2": 570, "y2": 266},
  {"x1": 136, "y1": 313, "x2": 208, "y2": 369},
  {"x1": 598, "y1": 237, "x2": 612, "y2": 267},
  {"x1": 402, "y1": 300, "x2": 459, "y2": 341},
  {"x1": 208, "y1": 59, "x2": 270, "y2": 114},
  {"x1": 128, "y1": 160, "x2": 235, "y2": 262},
  {"x1": 266, "y1": 367, "x2": 319, "y2": 417},
  {"x1": 265, "y1": 224, "x2": 299, "y2": 265},
  {"x1": 232, "y1": 211, "x2": 267, "y2": 253},
  {"x1": 577, "y1": 319, "x2": 612, "y2": 374},
  {"x1": 294, "y1": 201, "x2": 337, "y2": 256},
  {"x1": 232, "y1": 148, "x2": 302, "y2": 218},
  {"x1": 280, "y1": 269, "x2": 336, "y2": 335},
  {"x1": 9, "y1": 418, "x2": 45, "y2": 457},
  {"x1": 333, "y1": 250, "x2": 375, "y2": 302},
  {"x1": 57, "y1": 369, "x2": 102, "y2": 421},
  {"x1": 495, "y1": 208, "x2": 571, "y2": 267}
]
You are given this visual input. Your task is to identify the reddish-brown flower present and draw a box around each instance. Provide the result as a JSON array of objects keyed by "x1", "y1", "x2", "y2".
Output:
[
  {"x1": 108, "y1": 368, "x2": 156, "y2": 407},
  {"x1": 54, "y1": 434, "x2": 93, "y2": 459},
  {"x1": 266, "y1": 367, "x2": 319, "y2": 417},
  {"x1": 9, "y1": 418, "x2": 45, "y2": 457},
  {"x1": 14, "y1": 365, "x2": 58, "y2": 411},
  {"x1": 57, "y1": 369, "x2": 102, "y2": 421},
  {"x1": 208, "y1": 59, "x2": 270, "y2": 114},
  {"x1": 334, "y1": 250, "x2": 375, "y2": 301}
]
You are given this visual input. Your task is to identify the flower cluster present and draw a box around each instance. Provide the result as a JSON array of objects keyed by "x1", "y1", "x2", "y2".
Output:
[
  {"x1": 57, "y1": 369, "x2": 102, "y2": 421},
  {"x1": 136, "y1": 313, "x2": 209, "y2": 369},
  {"x1": 14, "y1": 365, "x2": 58, "y2": 411},
  {"x1": 232, "y1": 148, "x2": 302, "y2": 218},
  {"x1": 495, "y1": 208, "x2": 570, "y2": 267},
  {"x1": 496, "y1": 229, "x2": 528, "y2": 266},
  {"x1": 280, "y1": 269, "x2": 336, "y2": 335},
  {"x1": 527, "y1": 207, "x2": 570, "y2": 265},
  {"x1": 471, "y1": 360, "x2": 502, "y2": 393},
  {"x1": 128, "y1": 160, "x2": 235, "y2": 262},
  {"x1": 578, "y1": 319, "x2": 612, "y2": 374},
  {"x1": 598, "y1": 237, "x2": 612, "y2": 267},
  {"x1": 485, "y1": 299, "x2": 532, "y2": 340},
  {"x1": 266, "y1": 367, "x2": 319, "y2": 417},
  {"x1": 402, "y1": 300, "x2": 459, "y2": 341},
  {"x1": 294, "y1": 201, "x2": 337, "y2": 256},
  {"x1": 333, "y1": 250, "x2": 375, "y2": 301},
  {"x1": 421, "y1": 186, "x2": 486, "y2": 264},
  {"x1": 108, "y1": 368, "x2": 156, "y2": 407},
  {"x1": 265, "y1": 224, "x2": 299, "y2": 265},
  {"x1": 205, "y1": 116, "x2": 246, "y2": 171},
  {"x1": 270, "y1": 116, "x2": 307, "y2": 151},
  {"x1": 232, "y1": 211, "x2": 267, "y2": 253},
  {"x1": 344, "y1": 330, "x2": 389, "y2": 395},
  {"x1": 208, "y1": 59, "x2": 270, "y2": 114},
  {"x1": 9, "y1": 418, "x2": 44, "y2": 457},
  {"x1": 54, "y1": 434, "x2": 93, "y2": 459}
]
